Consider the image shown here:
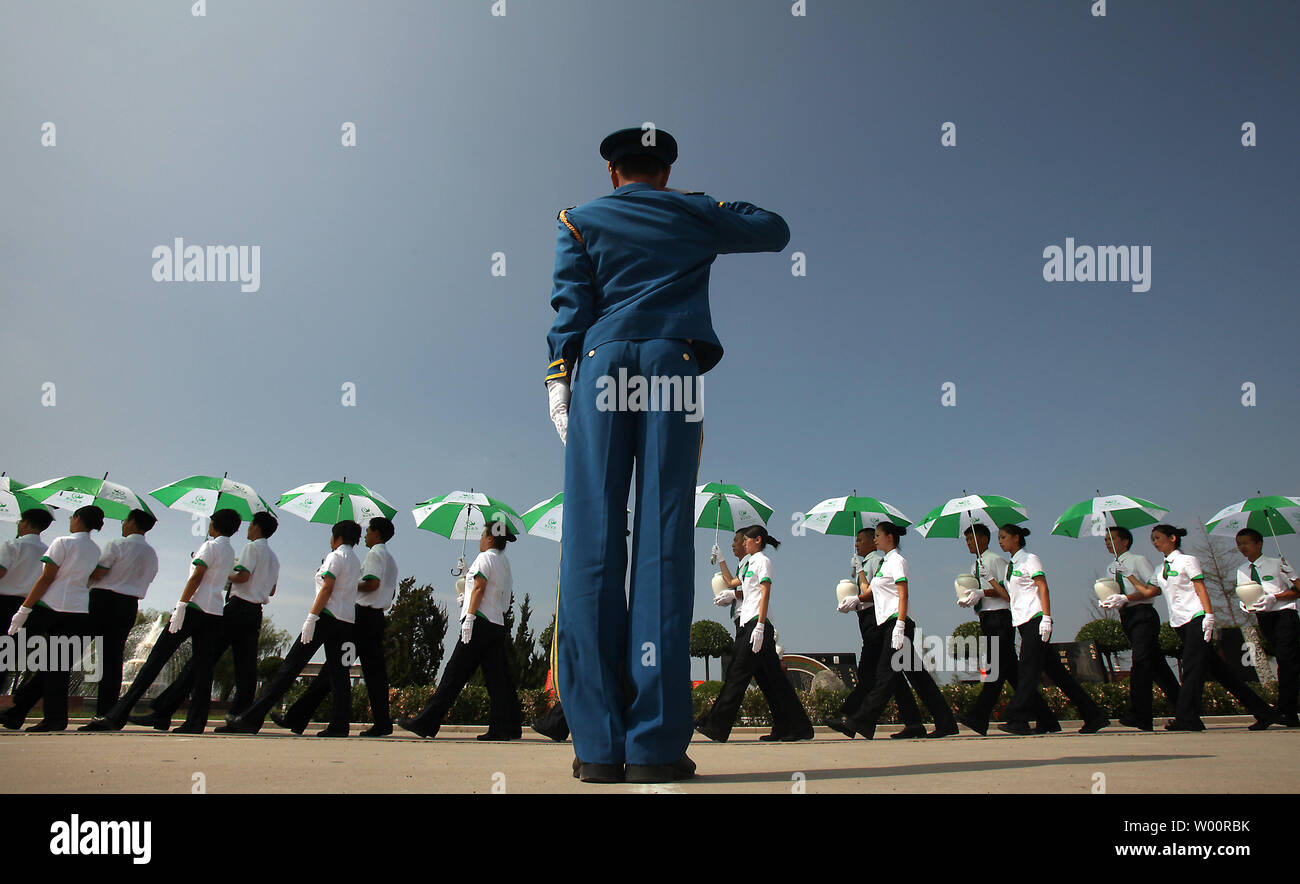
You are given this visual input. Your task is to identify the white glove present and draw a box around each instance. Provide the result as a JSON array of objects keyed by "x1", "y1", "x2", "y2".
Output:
[
  {"x1": 1249, "y1": 594, "x2": 1279, "y2": 613},
  {"x1": 890, "y1": 619, "x2": 906, "y2": 650},
  {"x1": 838, "y1": 596, "x2": 862, "y2": 613},
  {"x1": 1039, "y1": 615, "x2": 1053, "y2": 642},
  {"x1": 1105, "y1": 560, "x2": 1122, "y2": 577},
  {"x1": 713, "y1": 589, "x2": 737, "y2": 606},
  {"x1": 300, "y1": 612, "x2": 319, "y2": 644},
  {"x1": 958, "y1": 587, "x2": 984, "y2": 608},
  {"x1": 1202, "y1": 612, "x2": 1215, "y2": 643},
  {"x1": 1100, "y1": 593, "x2": 1128, "y2": 610},
  {"x1": 850, "y1": 554, "x2": 863, "y2": 574},
  {"x1": 710, "y1": 543, "x2": 721, "y2": 565},
  {"x1": 750, "y1": 621, "x2": 765, "y2": 653},
  {"x1": 1239, "y1": 601, "x2": 1250, "y2": 614},
  {"x1": 461, "y1": 614, "x2": 475, "y2": 644},
  {"x1": 547, "y1": 379, "x2": 570, "y2": 446},
  {"x1": 7, "y1": 606, "x2": 31, "y2": 636},
  {"x1": 169, "y1": 601, "x2": 187, "y2": 634}
]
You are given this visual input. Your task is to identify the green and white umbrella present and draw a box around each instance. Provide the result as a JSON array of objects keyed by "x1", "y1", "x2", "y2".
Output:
[
  {"x1": 1207, "y1": 494, "x2": 1300, "y2": 561},
  {"x1": 0, "y1": 475, "x2": 50, "y2": 523},
  {"x1": 1052, "y1": 493, "x2": 1169, "y2": 539},
  {"x1": 520, "y1": 492, "x2": 631, "y2": 542},
  {"x1": 413, "y1": 489, "x2": 525, "y2": 574},
  {"x1": 151, "y1": 473, "x2": 276, "y2": 521},
  {"x1": 914, "y1": 493, "x2": 1027, "y2": 539},
  {"x1": 23, "y1": 474, "x2": 154, "y2": 521},
  {"x1": 278, "y1": 479, "x2": 397, "y2": 525},
  {"x1": 695, "y1": 482, "x2": 773, "y2": 555},
  {"x1": 799, "y1": 492, "x2": 910, "y2": 539}
]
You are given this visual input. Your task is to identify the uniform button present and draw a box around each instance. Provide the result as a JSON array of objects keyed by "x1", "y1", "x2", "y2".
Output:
[
  {"x1": 683, "y1": 353, "x2": 691, "y2": 361},
  {"x1": 588, "y1": 349, "x2": 595, "y2": 357}
]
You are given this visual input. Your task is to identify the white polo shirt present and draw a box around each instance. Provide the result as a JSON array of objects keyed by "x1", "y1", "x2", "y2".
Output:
[
  {"x1": 1148, "y1": 550, "x2": 1207, "y2": 628},
  {"x1": 1005, "y1": 548, "x2": 1047, "y2": 627},
  {"x1": 0, "y1": 534, "x2": 48, "y2": 598},
  {"x1": 189, "y1": 535, "x2": 236, "y2": 616},
  {"x1": 1112, "y1": 550, "x2": 1155, "y2": 607},
  {"x1": 971, "y1": 550, "x2": 1009, "y2": 612},
  {"x1": 39, "y1": 531, "x2": 102, "y2": 614},
  {"x1": 871, "y1": 549, "x2": 908, "y2": 625},
  {"x1": 737, "y1": 551, "x2": 773, "y2": 624},
  {"x1": 1237, "y1": 555, "x2": 1299, "y2": 613},
  {"x1": 857, "y1": 550, "x2": 883, "y2": 610},
  {"x1": 230, "y1": 538, "x2": 280, "y2": 605},
  {"x1": 357, "y1": 542, "x2": 399, "y2": 610},
  {"x1": 318, "y1": 544, "x2": 361, "y2": 624},
  {"x1": 93, "y1": 534, "x2": 160, "y2": 600},
  {"x1": 463, "y1": 547, "x2": 512, "y2": 626}
]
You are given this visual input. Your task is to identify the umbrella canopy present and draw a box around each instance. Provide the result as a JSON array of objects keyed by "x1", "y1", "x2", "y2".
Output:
[
  {"x1": 23, "y1": 474, "x2": 154, "y2": 521},
  {"x1": 799, "y1": 494, "x2": 910, "y2": 537},
  {"x1": 1206, "y1": 495, "x2": 1300, "y2": 539},
  {"x1": 520, "y1": 492, "x2": 631, "y2": 542},
  {"x1": 914, "y1": 493, "x2": 1027, "y2": 539},
  {"x1": 151, "y1": 474, "x2": 276, "y2": 521},
  {"x1": 1052, "y1": 493, "x2": 1169, "y2": 539},
  {"x1": 0, "y1": 475, "x2": 51, "y2": 523},
  {"x1": 413, "y1": 490, "x2": 525, "y2": 540},
  {"x1": 695, "y1": 482, "x2": 773, "y2": 537},
  {"x1": 278, "y1": 480, "x2": 397, "y2": 525}
]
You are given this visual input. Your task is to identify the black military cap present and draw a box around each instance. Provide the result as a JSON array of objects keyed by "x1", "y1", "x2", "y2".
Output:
[{"x1": 599, "y1": 127, "x2": 678, "y2": 166}]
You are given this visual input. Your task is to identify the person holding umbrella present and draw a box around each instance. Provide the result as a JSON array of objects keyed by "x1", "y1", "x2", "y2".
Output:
[
  {"x1": 400, "y1": 520, "x2": 520, "y2": 741},
  {"x1": 996, "y1": 524, "x2": 1110, "y2": 736},
  {"x1": 1, "y1": 505, "x2": 105, "y2": 732},
  {"x1": 1097, "y1": 526, "x2": 1180, "y2": 731},
  {"x1": 834, "y1": 522, "x2": 959, "y2": 740},
  {"x1": 1234, "y1": 527, "x2": 1300, "y2": 727},
  {"x1": 696, "y1": 525, "x2": 813, "y2": 743},
  {"x1": 0, "y1": 507, "x2": 55, "y2": 695}
]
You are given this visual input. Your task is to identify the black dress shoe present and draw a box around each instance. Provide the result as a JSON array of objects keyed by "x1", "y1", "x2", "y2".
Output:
[
  {"x1": 397, "y1": 716, "x2": 437, "y2": 739},
  {"x1": 270, "y1": 711, "x2": 305, "y2": 735},
  {"x1": 1248, "y1": 714, "x2": 1277, "y2": 731},
  {"x1": 780, "y1": 728, "x2": 815, "y2": 742},
  {"x1": 129, "y1": 712, "x2": 171, "y2": 731},
  {"x1": 315, "y1": 727, "x2": 349, "y2": 738},
  {"x1": 927, "y1": 723, "x2": 959, "y2": 738},
  {"x1": 890, "y1": 724, "x2": 927, "y2": 739},
  {"x1": 222, "y1": 717, "x2": 263, "y2": 735},
  {"x1": 476, "y1": 731, "x2": 511, "y2": 741},
  {"x1": 1033, "y1": 720, "x2": 1062, "y2": 734},
  {"x1": 823, "y1": 717, "x2": 856, "y2": 739},
  {"x1": 80, "y1": 716, "x2": 124, "y2": 732},
  {"x1": 532, "y1": 722, "x2": 569, "y2": 742},
  {"x1": 1282, "y1": 716, "x2": 1300, "y2": 728},
  {"x1": 956, "y1": 714, "x2": 988, "y2": 736},
  {"x1": 579, "y1": 762, "x2": 625, "y2": 784},
  {"x1": 1164, "y1": 719, "x2": 1204, "y2": 732},
  {"x1": 171, "y1": 722, "x2": 205, "y2": 735},
  {"x1": 26, "y1": 720, "x2": 67, "y2": 732},
  {"x1": 758, "y1": 731, "x2": 786, "y2": 741},
  {"x1": 1118, "y1": 714, "x2": 1152, "y2": 731},
  {"x1": 998, "y1": 722, "x2": 1032, "y2": 735},
  {"x1": 1079, "y1": 716, "x2": 1110, "y2": 734},
  {"x1": 0, "y1": 710, "x2": 23, "y2": 730},
  {"x1": 360, "y1": 724, "x2": 393, "y2": 737},
  {"x1": 211, "y1": 723, "x2": 239, "y2": 734},
  {"x1": 693, "y1": 720, "x2": 728, "y2": 743},
  {"x1": 626, "y1": 754, "x2": 697, "y2": 784}
]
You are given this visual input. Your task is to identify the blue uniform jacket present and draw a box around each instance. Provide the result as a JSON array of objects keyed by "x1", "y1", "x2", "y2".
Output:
[{"x1": 545, "y1": 182, "x2": 790, "y2": 383}]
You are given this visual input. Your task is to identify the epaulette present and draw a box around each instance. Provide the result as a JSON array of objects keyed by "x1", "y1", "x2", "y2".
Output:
[{"x1": 557, "y1": 206, "x2": 585, "y2": 245}]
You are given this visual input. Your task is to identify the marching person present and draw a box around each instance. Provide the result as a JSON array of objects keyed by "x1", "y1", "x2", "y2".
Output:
[
  {"x1": 696, "y1": 525, "x2": 814, "y2": 743},
  {"x1": 1234, "y1": 527, "x2": 1300, "y2": 727},
  {"x1": 995, "y1": 524, "x2": 1110, "y2": 735},
  {"x1": 84, "y1": 508, "x2": 160, "y2": 717},
  {"x1": 545, "y1": 127, "x2": 789, "y2": 783},
  {"x1": 827, "y1": 527, "x2": 925, "y2": 739},
  {"x1": 228, "y1": 520, "x2": 362, "y2": 736},
  {"x1": 1147, "y1": 524, "x2": 1275, "y2": 731},
  {"x1": 84, "y1": 508, "x2": 240, "y2": 734},
  {"x1": 277, "y1": 516, "x2": 396, "y2": 737},
  {"x1": 399, "y1": 521, "x2": 520, "y2": 741},
  {"x1": 1, "y1": 506, "x2": 104, "y2": 732},
  {"x1": 0, "y1": 508, "x2": 55, "y2": 695},
  {"x1": 137, "y1": 511, "x2": 280, "y2": 730},
  {"x1": 1097, "y1": 525, "x2": 1181, "y2": 731},
  {"x1": 831, "y1": 522, "x2": 958, "y2": 740},
  {"x1": 955, "y1": 523, "x2": 1057, "y2": 735}
]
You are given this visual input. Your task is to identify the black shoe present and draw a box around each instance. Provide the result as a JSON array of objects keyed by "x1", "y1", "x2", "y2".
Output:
[
  {"x1": 1248, "y1": 713, "x2": 1278, "y2": 731},
  {"x1": 956, "y1": 714, "x2": 988, "y2": 736},
  {"x1": 172, "y1": 721, "x2": 205, "y2": 735},
  {"x1": 823, "y1": 717, "x2": 856, "y2": 739},
  {"x1": 1079, "y1": 716, "x2": 1110, "y2": 735},
  {"x1": 222, "y1": 717, "x2": 263, "y2": 735},
  {"x1": 532, "y1": 722, "x2": 568, "y2": 742},
  {"x1": 1118, "y1": 714, "x2": 1152, "y2": 731},
  {"x1": 780, "y1": 728, "x2": 815, "y2": 742},
  {"x1": 578, "y1": 762, "x2": 625, "y2": 784},
  {"x1": 80, "y1": 716, "x2": 124, "y2": 732},
  {"x1": 129, "y1": 712, "x2": 171, "y2": 731},
  {"x1": 360, "y1": 724, "x2": 393, "y2": 737},
  {"x1": 693, "y1": 720, "x2": 728, "y2": 743},
  {"x1": 315, "y1": 727, "x2": 349, "y2": 738},
  {"x1": 626, "y1": 754, "x2": 697, "y2": 783},
  {"x1": 476, "y1": 731, "x2": 511, "y2": 741},
  {"x1": 26, "y1": 720, "x2": 67, "y2": 732},
  {"x1": 1164, "y1": 719, "x2": 1205, "y2": 732},
  {"x1": 927, "y1": 723, "x2": 959, "y2": 738},
  {"x1": 998, "y1": 722, "x2": 1032, "y2": 735},
  {"x1": 1283, "y1": 716, "x2": 1300, "y2": 728},
  {"x1": 211, "y1": 723, "x2": 240, "y2": 734},
  {"x1": 572, "y1": 756, "x2": 582, "y2": 779},
  {"x1": 758, "y1": 732, "x2": 784, "y2": 741},
  {"x1": 397, "y1": 716, "x2": 437, "y2": 739},
  {"x1": 1033, "y1": 720, "x2": 1062, "y2": 734},
  {"x1": 270, "y1": 711, "x2": 305, "y2": 735},
  {"x1": 890, "y1": 724, "x2": 927, "y2": 739},
  {"x1": 0, "y1": 710, "x2": 23, "y2": 730}
]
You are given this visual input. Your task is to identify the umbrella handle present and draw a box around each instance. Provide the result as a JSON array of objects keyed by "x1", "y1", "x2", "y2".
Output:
[{"x1": 451, "y1": 555, "x2": 466, "y2": 577}]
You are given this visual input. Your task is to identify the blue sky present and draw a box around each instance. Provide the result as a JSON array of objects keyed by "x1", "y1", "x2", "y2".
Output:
[{"x1": 2, "y1": 0, "x2": 1297, "y2": 679}]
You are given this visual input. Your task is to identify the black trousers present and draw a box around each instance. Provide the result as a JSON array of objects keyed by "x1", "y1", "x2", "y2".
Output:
[
  {"x1": 151, "y1": 595, "x2": 263, "y2": 719},
  {"x1": 1257, "y1": 609, "x2": 1300, "y2": 720},
  {"x1": 108, "y1": 605, "x2": 223, "y2": 728},
  {"x1": 840, "y1": 613, "x2": 922, "y2": 726},
  {"x1": 1004, "y1": 618, "x2": 1103, "y2": 727},
  {"x1": 87, "y1": 588, "x2": 139, "y2": 714},
  {"x1": 730, "y1": 616, "x2": 808, "y2": 735},
  {"x1": 846, "y1": 617, "x2": 956, "y2": 738},
  {"x1": 964, "y1": 608, "x2": 1056, "y2": 727},
  {"x1": 410, "y1": 618, "x2": 517, "y2": 735},
  {"x1": 701, "y1": 619, "x2": 812, "y2": 740},
  {"x1": 7, "y1": 607, "x2": 91, "y2": 726},
  {"x1": 1173, "y1": 618, "x2": 1274, "y2": 726},
  {"x1": 239, "y1": 612, "x2": 354, "y2": 731},
  {"x1": 286, "y1": 604, "x2": 390, "y2": 729},
  {"x1": 0, "y1": 595, "x2": 26, "y2": 694},
  {"x1": 1120, "y1": 603, "x2": 1181, "y2": 725}
]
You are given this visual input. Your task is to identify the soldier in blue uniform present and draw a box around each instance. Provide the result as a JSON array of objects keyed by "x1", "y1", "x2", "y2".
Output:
[{"x1": 545, "y1": 126, "x2": 789, "y2": 783}]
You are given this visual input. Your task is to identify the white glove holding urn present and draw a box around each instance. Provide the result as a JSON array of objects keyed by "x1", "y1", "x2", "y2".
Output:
[
  {"x1": 1249, "y1": 594, "x2": 1278, "y2": 613},
  {"x1": 547, "y1": 379, "x2": 570, "y2": 446},
  {"x1": 1100, "y1": 593, "x2": 1128, "y2": 610},
  {"x1": 958, "y1": 587, "x2": 984, "y2": 608},
  {"x1": 838, "y1": 596, "x2": 862, "y2": 613},
  {"x1": 713, "y1": 589, "x2": 737, "y2": 606}
]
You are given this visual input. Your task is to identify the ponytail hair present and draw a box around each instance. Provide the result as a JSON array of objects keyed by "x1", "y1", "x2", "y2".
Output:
[
  {"x1": 1151, "y1": 524, "x2": 1187, "y2": 548},
  {"x1": 1000, "y1": 523, "x2": 1031, "y2": 548},
  {"x1": 875, "y1": 521, "x2": 906, "y2": 547},
  {"x1": 742, "y1": 524, "x2": 780, "y2": 551}
]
